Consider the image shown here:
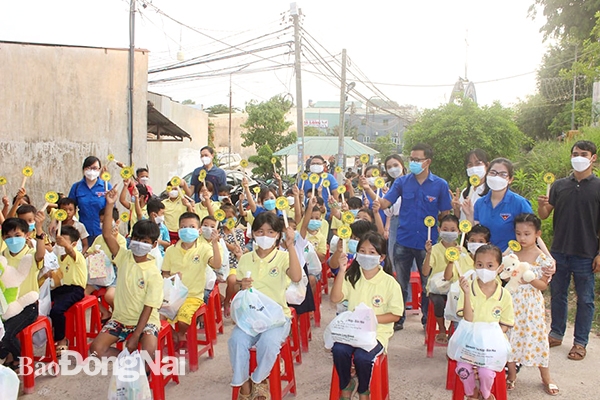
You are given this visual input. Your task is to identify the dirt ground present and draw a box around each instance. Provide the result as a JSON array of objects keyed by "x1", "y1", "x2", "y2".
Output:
[{"x1": 21, "y1": 289, "x2": 597, "y2": 400}]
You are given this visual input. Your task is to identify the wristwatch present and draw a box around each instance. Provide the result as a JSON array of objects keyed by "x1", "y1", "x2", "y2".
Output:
[{"x1": 36, "y1": 233, "x2": 47, "y2": 240}]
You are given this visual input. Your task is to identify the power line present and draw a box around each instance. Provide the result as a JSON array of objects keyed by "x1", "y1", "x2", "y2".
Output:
[{"x1": 149, "y1": 63, "x2": 293, "y2": 84}]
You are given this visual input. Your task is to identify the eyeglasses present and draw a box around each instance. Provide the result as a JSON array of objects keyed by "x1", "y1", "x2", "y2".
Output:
[
  {"x1": 409, "y1": 158, "x2": 427, "y2": 163},
  {"x1": 487, "y1": 170, "x2": 509, "y2": 178}
]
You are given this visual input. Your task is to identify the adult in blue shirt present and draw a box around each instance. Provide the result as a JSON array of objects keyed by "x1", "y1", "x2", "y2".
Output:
[
  {"x1": 184, "y1": 146, "x2": 227, "y2": 202},
  {"x1": 68, "y1": 156, "x2": 112, "y2": 242},
  {"x1": 469, "y1": 158, "x2": 532, "y2": 251},
  {"x1": 300, "y1": 155, "x2": 339, "y2": 216},
  {"x1": 363, "y1": 143, "x2": 452, "y2": 330}
]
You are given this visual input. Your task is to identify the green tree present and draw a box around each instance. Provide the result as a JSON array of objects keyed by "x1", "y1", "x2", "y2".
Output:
[
  {"x1": 403, "y1": 100, "x2": 527, "y2": 188},
  {"x1": 182, "y1": 99, "x2": 196, "y2": 105},
  {"x1": 205, "y1": 103, "x2": 240, "y2": 116},
  {"x1": 304, "y1": 126, "x2": 323, "y2": 136},
  {"x1": 332, "y1": 121, "x2": 359, "y2": 140},
  {"x1": 248, "y1": 144, "x2": 283, "y2": 178},
  {"x1": 514, "y1": 94, "x2": 560, "y2": 141},
  {"x1": 241, "y1": 95, "x2": 296, "y2": 152},
  {"x1": 373, "y1": 135, "x2": 395, "y2": 161},
  {"x1": 529, "y1": 0, "x2": 600, "y2": 41}
]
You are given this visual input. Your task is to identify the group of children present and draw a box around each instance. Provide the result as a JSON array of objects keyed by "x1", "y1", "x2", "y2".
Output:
[{"x1": 0, "y1": 149, "x2": 559, "y2": 400}]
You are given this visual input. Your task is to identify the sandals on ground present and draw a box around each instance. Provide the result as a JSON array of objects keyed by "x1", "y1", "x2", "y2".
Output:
[
  {"x1": 340, "y1": 376, "x2": 357, "y2": 400},
  {"x1": 253, "y1": 380, "x2": 270, "y2": 400},
  {"x1": 506, "y1": 377, "x2": 517, "y2": 391},
  {"x1": 435, "y1": 333, "x2": 448, "y2": 344},
  {"x1": 567, "y1": 344, "x2": 586, "y2": 360},
  {"x1": 55, "y1": 343, "x2": 69, "y2": 357},
  {"x1": 548, "y1": 335, "x2": 562, "y2": 348},
  {"x1": 544, "y1": 383, "x2": 560, "y2": 396}
]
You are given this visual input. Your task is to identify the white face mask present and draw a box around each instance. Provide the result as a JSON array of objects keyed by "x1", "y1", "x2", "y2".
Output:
[
  {"x1": 254, "y1": 235, "x2": 277, "y2": 250},
  {"x1": 571, "y1": 156, "x2": 591, "y2": 172},
  {"x1": 169, "y1": 190, "x2": 179, "y2": 199},
  {"x1": 476, "y1": 268, "x2": 497, "y2": 283},
  {"x1": 85, "y1": 169, "x2": 100, "y2": 180},
  {"x1": 367, "y1": 177, "x2": 377, "y2": 186},
  {"x1": 154, "y1": 215, "x2": 165, "y2": 224},
  {"x1": 139, "y1": 177, "x2": 150, "y2": 184},
  {"x1": 310, "y1": 164, "x2": 324, "y2": 174},
  {"x1": 486, "y1": 176, "x2": 508, "y2": 191},
  {"x1": 54, "y1": 245, "x2": 66, "y2": 256},
  {"x1": 130, "y1": 240, "x2": 153, "y2": 257},
  {"x1": 286, "y1": 196, "x2": 295, "y2": 206},
  {"x1": 387, "y1": 166, "x2": 403, "y2": 179},
  {"x1": 467, "y1": 242, "x2": 485, "y2": 255},
  {"x1": 356, "y1": 253, "x2": 381, "y2": 271},
  {"x1": 201, "y1": 226, "x2": 213, "y2": 240},
  {"x1": 201, "y1": 156, "x2": 212, "y2": 166},
  {"x1": 466, "y1": 165, "x2": 486, "y2": 179},
  {"x1": 439, "y1": 231, "x2": 459, "y2": 243}
]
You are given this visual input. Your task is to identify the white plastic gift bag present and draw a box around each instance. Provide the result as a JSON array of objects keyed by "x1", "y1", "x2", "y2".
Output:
[
  {"x1": 285, "y1": 268, "x2": 308, "y2": 305},
  {"x1": 428, "y1": 272, "x2": 451, "y2": 294},
  {"x1": 205, "y1": 266, "x2": 217, "y2": 291},
  {"x1": 323, "y1": 302, "x2": 378, "y2": 351},
  {"x1": 149, "y1": 246, "x2": 163, "y2": 271},
  {"x1": 159, "y1": 275, "x2": 188, "y2": 320},
  {"x1": 305, "y1": 243, "x2": 322, "y2": 276},
  {"x1": 443, "y1": 281, "x2": 461, "y2": 322},
  {"x1": 33, "y1": 278, "x2": 53, "y2": 347},
  {"x1": 215, "y1": 238, "x2": 230, "y2": 281},
  {"x1": 447, "y1": 320, "x2": 511, "y2": 372},
  {"x1": 0, "y1": 365, "x2": 19, "y2": 400},
  {"x1": 231, "y1": 288, "x2": 286, "y2": 336},
  {"x1": 107, "y1": 349, "x2": 151, "y2": 400}
]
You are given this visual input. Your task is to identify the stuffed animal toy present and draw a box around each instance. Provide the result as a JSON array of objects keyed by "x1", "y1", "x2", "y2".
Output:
[
  {"x1": 500, "y1": 253, "x2": 536, "y2": 293},
  {"x1": 0, "y1": 254, "x2": 40, "y2": 321}
]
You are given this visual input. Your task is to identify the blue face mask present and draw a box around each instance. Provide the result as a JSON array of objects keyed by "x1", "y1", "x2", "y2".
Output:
[
  {"x1": 348, "y1": 239, "x2": 359, "y2": 254},
  {"x1": 307, "y1": 219, "x2": 322, "y2": 231},
  {"x1": 28, "y1": 223, "x2": 35, "y2": 232},
  {"x1": 409, "y1": 161, "x2": 424, "y2": 175},
  {"x1": 178, "y1": 227, "x2": 200, "y2": 243},
  {"x1": 350, "y1": 209, "x2": 359, "y2": 217},
  {"x1": 5, "y1": 236, "x2": 26, "y2": 254},
  {"x1": 263, "y1": 199, "x2": 276, "y2": 211}
]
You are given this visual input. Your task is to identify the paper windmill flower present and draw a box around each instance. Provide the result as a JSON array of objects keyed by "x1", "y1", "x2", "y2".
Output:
[
  {"x1": 309, "y1": 174, "x2": 320, "y2": 184},
  {"x1": 226, "y1": 218, "x2": 236, "y2": 230},
  {"x1": 120, "y1": 212, "x2": 130, "y2": 223},
  {"x1": 543, "y1": 173, "x2": 555, "y2": 184},
  {"x1": 252, "y1": 187, "x2": 261, "y2": 194},
  {"x1": 120, "y1": 167, "x2": 134, "y2": 179},
  {"x1": 55, "y1": 209, "x2": 68, "y2": 221},
  {"x1": 320, "y1": 172, "x2": 328, "y2": 179},
  {"x1": 374, "y1": 177, "x2": 385, "y2": 189},
  {"x1": 300, "y1": 173, "x2": 308, "y2": 181},
  {"x1": 0, "y1": 176, "x2": 7, "y2": 185},
  {"x1": 337, "y1": 185, "x2": 347, "y2": 194},
  {"x1": 469, "y1": 175, "x2": 481, "y2": 186},
  {"x1": 445, "y1": 247, "x2": 460, "y2": 262},
  {"x1": 107, "y1": 154, "x2": 115, "y2": 162},
  {"x1": 198, "y1": 170, "x2": 207, "y2": 182},
  {"x1": 338, "y1": 224, "x2": 353, "y2": 239},
  {"x1": 322, "y1": 180, "x2": 331, "y2": 188},
  {"x1": 508, "y1": 240, "x2": 522, "y2": 252},
  {"x1": 171, "y1": 176, "x2": 181, "y2": 187},
  {"x1": 271, "y1": 157, "x2": 277, "y2": 164},
  {"x1": 166, "y1": 185, "x2": 172, "y2": 192},
  {"x1": 342, "y1": 211, "x2": 355, "y2": 225},
  {"x1": 45, "y1": 191, "x2": 59, "y2": 203},
  {"x1": 372, "y1": 169, "x2": 380, "y2": 177},
  {"x1": 214, "y1": 209, "x2": 226, "y2": 221},
  {"x1": 240, "y1": 159, "x2": 248, "y2": 168},
  {"x1": 459, "y1": 220, "x2": 472, "y2": 233},
  {"x1": 423, "y1": 216, "x2": 436, "y2": 227},
  {"x1": 360, "y1": 154, "x2": 369, "y2": 164},
  {"x1": 276, "y1": 197, "x2": 289, "y2": 210},
  {"x1": 22, "y1": 166, "x2": 34, "y2": 177},
  {"x1": 335, "y1": 166, "x2": 343, "y2": 173},
  {"x1": 101, "y1": 172, "x2": 111, "y2": 181}
]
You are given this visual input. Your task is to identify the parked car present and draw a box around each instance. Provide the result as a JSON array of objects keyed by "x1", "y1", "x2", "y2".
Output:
[{"x1": 217, "y1": 153, "x2": 242, "y2": 170}]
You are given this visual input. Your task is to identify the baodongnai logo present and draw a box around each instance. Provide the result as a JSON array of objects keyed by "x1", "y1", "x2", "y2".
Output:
[{"x1": 18, "y1": 350, "x2": 185, "y2": 380}]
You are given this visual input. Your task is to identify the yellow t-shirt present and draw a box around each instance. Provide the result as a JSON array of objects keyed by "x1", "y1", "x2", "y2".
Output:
[
  {"x1": 128, "y1": 204, "x2": 148, "y2": 234},
  {"x1": 58, "y1": 251, "x2": 87, "y2": 288},
  {"x1": 330, "y1": 216, "x2": 342, "y2": 230},
  {"x1": 426, "y1": 243, "x2": 474, "y2": 294},
  {"x1": 341, "y1": 268, "x2": 404, "y2": 350},
  {"x1": 457, "y1": 279, "x2": 514, "y2": 327},
  {"x1": 112, "y1": 247, "x2": 164, "y2": 327},
  {"x1": 306, "y1": 230, "x2": 327, "y2": 256},
  {"x1": 2, "y1": 246, "x2": 41, "y2": 296},
  {"x1": 193, "y1": 201, "x2": 221, "y2": 222},
  {"x1": 162, "y1": 197, "x2": 187, "y2": 232},
  {"x1": 236, "y1": 249, "x2": 291, "y2": 318},
  {"x1": 162, "y1": 240, "x2": 212, "y2": 300}
]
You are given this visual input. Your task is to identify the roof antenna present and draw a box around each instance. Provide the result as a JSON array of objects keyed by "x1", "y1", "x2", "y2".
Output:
[{"x1": 464, "y1": 29, "x2": 469, "y2": 81}]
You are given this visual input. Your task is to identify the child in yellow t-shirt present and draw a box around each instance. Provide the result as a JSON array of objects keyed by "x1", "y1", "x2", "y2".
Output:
[
  {"x1": 330, "y1": 232, "x2": 403, "y2": 398},
  {"x1": 161, "y1": 212, "x2": 221, "y2": 346},
  {"x1": 90, "y1": 189, "x2": 164, "y2": 362},
  {"x1": 119, "y1": 180, "x2": 150, "y2": 235},
  {"x1": 162, "y1": 185, "x2": 187, "y2": 244},
  {"x1": 422, "y1": 215, "x2": 473, "y2": 344},
  {"x1": 48, "y1": 225, "x2": 88, "y2": 355},
  {"x1": 184, "y1": 181, "x2": 220, "y2": 222}
]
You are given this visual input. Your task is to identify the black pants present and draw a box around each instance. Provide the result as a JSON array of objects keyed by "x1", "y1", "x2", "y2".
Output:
[
  {"x1": 0, "y1": 302, "x2": 38, "y2": 361},
  {"x1": 50, "y1": 285, "x2": 84, "y2": 341},
  {"x1": 429, "y1": 293, "x2": 447, "y2": 318}
]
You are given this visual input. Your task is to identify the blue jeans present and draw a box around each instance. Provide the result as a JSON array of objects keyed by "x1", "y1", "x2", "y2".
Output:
[
  {"x1": 393, "y1": 243, "x2": 428, "y2": 325},
  {"x1": 387, "y1": 215, "x2": 399, "y2": 273},
  {"x1": 550, "y1": 252, "x2": 596, "y2": 347}
]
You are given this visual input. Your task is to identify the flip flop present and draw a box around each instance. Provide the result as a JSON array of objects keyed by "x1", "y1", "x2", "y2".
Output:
[
  {"x1": 506, "y1": 377, "x2": 517, "y2": 390},
  {"x1": 544, "y1": 383, "x2": 559, "y2": 396},
  {"x1": 435, "y1": 333, "x2": 448, "y2": 344},
  {"x1": 548, "y1": 336, "x2": 562, "y2": 348},
  {"x1": 567, "y1": 344, "x2": 586, "y2": 361},
  {"x1": 55, "y1": 344, "x2": 69, "y2": 357}
]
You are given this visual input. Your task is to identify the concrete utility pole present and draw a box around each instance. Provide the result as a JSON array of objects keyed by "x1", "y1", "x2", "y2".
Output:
[
  {"x1": 291, "y1": 2, "x2": 304, "y2": 175},
  {"x1": 571, "y1": 44, "x2": 578, "y2": 131},
  {"x1": 228, "y1": 73, "x2": 233, "y2": 155},
  {"x1": 337, "y1": 49, "x2": 347, "y2": 173},
  {"x1": 127, "y1": 0, "x2": 135, "y2": 165}
]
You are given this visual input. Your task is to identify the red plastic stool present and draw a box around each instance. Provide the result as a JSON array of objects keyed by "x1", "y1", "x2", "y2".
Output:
[
  {"x1": 180, "y1": 304, "x2": 215, "y2": 372},
  {"x1": 407, "y1": 271, "x2": 422, "y2": 315},
  {"x1": 446, "y1": 357, "x2": 455, "y2": 390},
  {"x1": 231, "y1": 337, "x2": 297, "y2": 400},
  {"x1": 208, "y1": 285, "x2": 224, "y2": 344},
  {"x1": 65, "y1": 295, "x2": 102, "y2": 359},
  {"x1": 449, "y1": 358, "x2": 507, "y2": 400},
  {"x1": 424, "y1": 301, "x2": 454, "y2": 358},
  {"x1": 91, "y1": 287, "x2": 111, "y2": 313},
  {"x1": 18, "y1": 316, "x2": 59, "y2": 394},
  {"x1": 329, "y1": 353, "x2": 389, "y2": 400},
  {"x1": 299, "y1": 312, "x2": 312, "y2": 353},
  {"x1": 320, "y1": 246, "x2": 330, "y2": 295},
  {"x1": 149, "y1": 321, "x2": 180, "y2": 400},
  {"x1": 289, "y1": 309, "x2": 302, "y2": 364},
  {"x1": 313, "y1": 279, "x2": 322, "y2": 328}
]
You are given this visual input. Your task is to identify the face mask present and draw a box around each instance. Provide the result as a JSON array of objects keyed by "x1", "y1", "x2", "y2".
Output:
[
  {"x1": 356, "y1": 253, "x2": 381, "y2": 271},
  {"x1": 5, "y1": 236, "x2": 26, "y2": 254},
  {"x1": 255, "y1": 235, "x2": 277, "y2": 250},
  {"x1": 178, "y1": 227, "x2": 200, "y2": 243},
  {"x1": 28, "y1": 223, "x2": 35, "y2": 232},
  {"x1": 467, "y1": 242, "x2": 485, "y2": 255},
  {"x1": 169, "y1": 190, "x2": 179, "y2": 199},
  {"x1": 476, "y1": 268, "x2": 497, "y2": 283},
  {"x1": 387, "y1": 167, "x2": 403, "y2": 179},
  {"x1": 263, "y1": 199, "x2": 276, "y2": 211},
  {"x1": 367, "y1": 177, "x2": 377, "y2": 186},
  {"x1": 286, "y1": 196, "x2": 295, "y2": 206},
  {"x1": 307, "y1": 219, "x2": 322, "y2": 231},
  {"x1": 130, "y1": 240, "x2": 153, "y2": 257},
  {"x1": 139, "y1": 177, "x2": 150, "y2": 184},
  {"x1": 54, "y1": 245, "x2": 66, "y2": 256},
  {"x1": 310, "y1": 164, "x2": 324, "y2": 174},
  {"x1": 350, "y1": 209, "x2": 359, "y2": 217},
  {"x1": 154, "y1": 215, "x2": 165, "y2": 225},
  {"x1": 85, "y1": 169, "x2": 100, "y2": 180},
  {"x1": 486, "y1": 176, "x2": 508, "y2": 191},
  {"x1": 201, "y1": 156, "x2": 212, "y2": 166},
  {"x1": 218, "y1": 195, "x2": 228, "y2": 202},
  {"x1": 409, "y1": 161, "x2": 424, "y2": 175},
  {"x1": 201, "y1": 226, "x2": 213, "y2": 240},
  {"x1": 439, "y1": 231, "x2": 459, "y2": 243},
  {"x1": 466, "y1": 165, "x2": 486, "y2": 179},
  {"x1": 571, "y1": 156, "x2": 591, "y2": 172},
  {"x1": 348, "y1": 239, "x2": 359, "y2": 254}
]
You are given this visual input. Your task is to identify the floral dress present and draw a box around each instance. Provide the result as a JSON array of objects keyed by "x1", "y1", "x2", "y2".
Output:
[
  {"x1": 219, "y1": 227, "x2": 245, "y2": 270},
  {"x1": 507, "y1": 253, "x2": 550, "y2": 367}
]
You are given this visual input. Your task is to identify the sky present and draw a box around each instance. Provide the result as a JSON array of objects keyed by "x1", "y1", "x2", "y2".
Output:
[{"x1": 0, "y1": 0, "x2": 552, "y2": 111}]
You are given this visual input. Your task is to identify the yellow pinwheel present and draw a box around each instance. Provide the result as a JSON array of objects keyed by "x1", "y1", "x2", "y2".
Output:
[
  {"x1": 508, "y1": 240, "x2": 522, "y2": 252},
  {"x1": 120, "y1": 167, "x2": 134, "y2": 180},
  {"x1": 338, "y1": 224, "x2": 353, "y2": 239},
  {"x1": 342, "y1": 211, "x2": 355, "y2": 225},
  {"x1": 214, "y1": 209, "x2": 226, "y2": 221},
  {"x1": 120, "y1": 212, "x2": 130, "y2": 223},
  {"x1": 459, "y1": 220, "x2": 472, "y2": 233},
  {"x1": 276, "y1": 197, "x2": 289, "y2": 210},
  {"x1": 445, "y1": 247, "x2": 460, "y2": 262},
  {"x1": 424, "y1": 216, "x2": 436, "y2": 227},
  {"x1": 45, "y1": 191, "x2": 59, "y2": 204},
  {"x1": 55, "y1": 209, "x2": 68, "y2": 222},
  {"x1": 22, "y1": 166, "x2": 34, "y2": 177}
]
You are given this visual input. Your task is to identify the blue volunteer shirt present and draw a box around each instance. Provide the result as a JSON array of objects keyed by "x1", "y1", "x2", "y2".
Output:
[
  {"x1": 363, "y1": 192, "x2": 387, "y2": 227},
  {"x1": 384, "y1": 172, "x2": 452, "y2": 250},
  {"x1": 68, "y1": 177, "x2": 112, "y2": 240},
  {"x1": 301, "y1": 173, "x2": 339, "y2": 215},
  {"x1": 191, "y1": 164, "x2": 227, "y2": 202},
  {"x1": 474, "y1": 189, "x2": 533, "y2": 251}
]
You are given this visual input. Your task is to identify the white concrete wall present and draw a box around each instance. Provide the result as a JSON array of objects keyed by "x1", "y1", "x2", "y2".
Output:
[
  {"x1": 0, "y1": 41, "x2": 148, "y2": 206},
  {"x1": 147, "y1": 92, "x2": 208, "y2": 190},
  {"x1": 210, "y1": 113, "x2": 255, "y2": 160}
]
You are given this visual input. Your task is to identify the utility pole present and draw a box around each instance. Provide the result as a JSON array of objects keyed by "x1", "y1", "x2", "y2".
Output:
[
  {"x1": 228, "y1": 73, "x2": 233, "y2": 155},
  {"x1": 291, "y1": 2, "x2": 304, "y2": 175},
  {"x1": 127, "y1": 0, "x2": 135, "y2": 166},
  {"x1": 337, "y1": 49, "x2": 347, "y2": 174},
  {"x1": 571, "y1": 44, "x2": 578, "y2": 131}
]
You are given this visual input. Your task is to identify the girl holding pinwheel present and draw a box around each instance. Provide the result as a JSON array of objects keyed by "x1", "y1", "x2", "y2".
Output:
[{"x1": 451, "y1": 149, "x2": 490, "y2": 222}]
